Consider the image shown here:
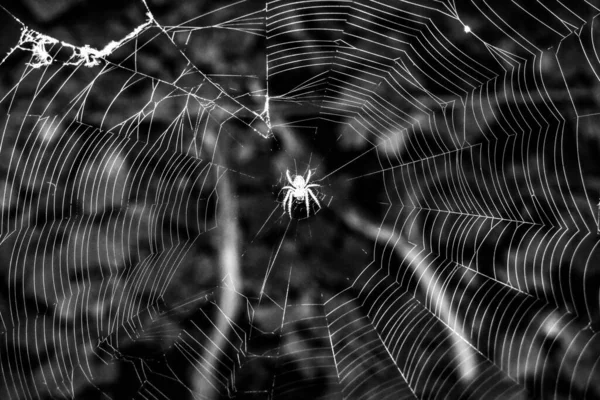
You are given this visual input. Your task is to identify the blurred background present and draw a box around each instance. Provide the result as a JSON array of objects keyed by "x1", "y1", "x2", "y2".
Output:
[{"x1": 0, "y1": 0, "x2": 599, "y2": 399}]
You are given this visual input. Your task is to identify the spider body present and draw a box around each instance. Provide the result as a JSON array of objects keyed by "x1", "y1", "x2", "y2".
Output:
[{"x1": 281, "y1": 170, "x2": 321, "y2": 218}]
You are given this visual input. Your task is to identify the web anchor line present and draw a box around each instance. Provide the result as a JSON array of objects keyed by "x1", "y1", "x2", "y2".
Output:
[{"x1": 597, "y1": 200, "x2": 600, "y2": 234}]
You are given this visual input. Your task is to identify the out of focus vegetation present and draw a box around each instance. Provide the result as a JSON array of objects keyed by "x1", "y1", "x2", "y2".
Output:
[{"x1": 0, "y1": 1, "x2": 599, "y2": 399}]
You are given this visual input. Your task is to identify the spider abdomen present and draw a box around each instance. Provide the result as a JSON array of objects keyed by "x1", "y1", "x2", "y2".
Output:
[{"x1": 281, "y1": 169, "x2": 321, "y2": 218}]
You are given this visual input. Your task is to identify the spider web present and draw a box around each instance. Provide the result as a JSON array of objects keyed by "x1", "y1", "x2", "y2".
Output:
[{"x1": 0, "y1": 0, "x2": 599, "y2": 399}]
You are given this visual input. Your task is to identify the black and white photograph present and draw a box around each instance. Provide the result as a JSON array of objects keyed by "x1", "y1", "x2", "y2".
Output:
[{"x1": 0, "y1": 1, "x2": 599, "y2": 399}]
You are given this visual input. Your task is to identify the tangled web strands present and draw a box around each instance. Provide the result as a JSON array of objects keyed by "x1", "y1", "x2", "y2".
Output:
[{"x1": 0, "y1": 1, "x2": 599, "y2": 399}]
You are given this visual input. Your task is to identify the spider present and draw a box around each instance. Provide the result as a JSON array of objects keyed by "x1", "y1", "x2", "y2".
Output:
[{"x1": 281, "y1": 169, "x2": 321, "y2": 218}]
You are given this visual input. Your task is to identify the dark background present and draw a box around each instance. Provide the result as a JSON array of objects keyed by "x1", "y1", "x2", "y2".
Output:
[{"x1": 0, "y1": 0, "x2": 599, "y2": 399}]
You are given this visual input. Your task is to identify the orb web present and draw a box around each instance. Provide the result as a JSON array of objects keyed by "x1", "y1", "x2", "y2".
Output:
[{"x1": 0, "y1": 1, "x2": 599, "y2": 399}]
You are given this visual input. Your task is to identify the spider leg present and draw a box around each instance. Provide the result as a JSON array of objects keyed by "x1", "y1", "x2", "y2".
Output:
[
  {"x1": 305, "y1": 192, "x2": 310, "y2": 218},
  {"x1": 305, "y1": 169, "x2": 312, "y2": 185},
  {"x1": 308, "y1": 189, "x2": 321, "y2": 208},
  {"x1": 305, "y1": 184, "x2": 319, "y2": 189},
  {"x1": 287, "y1": 193, "x2": 294, "y2": 217},
  {"x1": 282, "y1": 191, "x2": 291, "y2": 215},
  {"x1": 281, "y1": 186, "x2": 294, "y2": 190},
  {"x1": 286, "y1": 170, "x2": 294, "y2": 185}
]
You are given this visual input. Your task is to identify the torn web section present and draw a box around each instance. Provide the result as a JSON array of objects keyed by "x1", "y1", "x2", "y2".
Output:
[
  {"x1": 265, "y1": 0, "x2": 351, "y2": 122},
  {"x1": 232, "y1": 10, "x2": 352, "y2": 391},
  {"x1": 77, "y1": 16, "x2": 270, "y2": 147},
  {"x1": 95, "y1": 291, "x2": 249, "y2": 400},
  {"x1": 144, "y1": 0, "x2": 272, "y2": 139},
  {"x1": 236, "y1": 302, "x2": 344, "y2": 400},
  {"x1": 260, "y1": 0, "x2": 362, "y2": 220},
  {"x1": 1, "y1": 1, "x2": 272, "y2": 145},
  {"x1": 269, "y1": 303, "x2": 342, "y2": 399}
]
